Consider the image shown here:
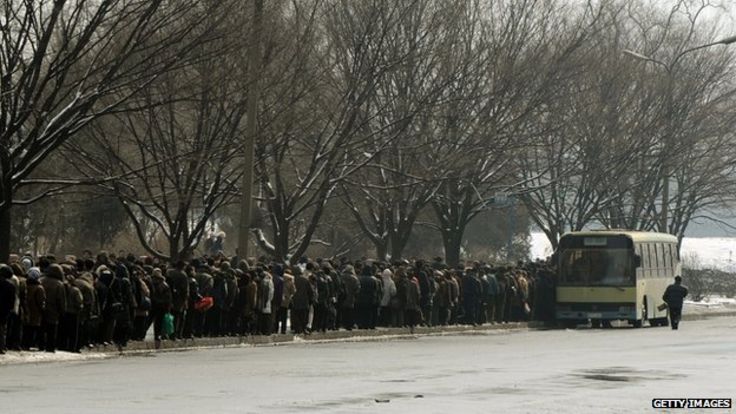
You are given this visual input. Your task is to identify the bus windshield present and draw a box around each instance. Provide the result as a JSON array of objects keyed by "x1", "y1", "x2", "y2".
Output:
[{"x1": 559, "y1": 248, "x2": 634, "y2": 286}]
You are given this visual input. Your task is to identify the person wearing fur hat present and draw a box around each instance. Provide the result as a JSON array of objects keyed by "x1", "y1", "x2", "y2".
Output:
[
  {"x1": 39, "y1": 264, "x2": 67, "y2": 352},
  {"x1": 21, "y1": 267, "x2": 46, "y2": 350}
]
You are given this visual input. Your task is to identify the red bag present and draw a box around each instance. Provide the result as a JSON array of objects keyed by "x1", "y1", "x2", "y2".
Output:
[{"x1": 194, "y1": 296, "x2": 214, "y2": 312}]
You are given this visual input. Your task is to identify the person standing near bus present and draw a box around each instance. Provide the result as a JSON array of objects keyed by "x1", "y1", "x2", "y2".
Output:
[{"x1": 663, "y1": 276, "x2": 688, "y2": 330}]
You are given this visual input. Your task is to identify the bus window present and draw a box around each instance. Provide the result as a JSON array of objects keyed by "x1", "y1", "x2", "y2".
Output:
[
  {"x1": 558, "y1": 248, "x2": 634, "y2": 286},
  {"x1": 661, "y1": 244, "x2": 667, "y2": 269},
  {"x1": 642, "y1": 244, "x2": 650, "y2": 269},
  {"x1": 663, "y1": 244, "x2": 671, "y2": 270}
]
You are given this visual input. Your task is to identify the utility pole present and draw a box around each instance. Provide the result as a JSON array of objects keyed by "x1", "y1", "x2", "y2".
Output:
[{"x1": 237, "y1": 0, "x2": 263, "y2": 260}]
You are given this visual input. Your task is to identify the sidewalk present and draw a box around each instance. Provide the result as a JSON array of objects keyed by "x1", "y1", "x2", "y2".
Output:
[{"x1": 2, "y1": 306, "x2": 734, "y2": 366}]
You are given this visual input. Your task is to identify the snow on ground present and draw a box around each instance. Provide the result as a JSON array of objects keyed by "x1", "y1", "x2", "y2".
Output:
[
  {"x1": 0, "y1": 350, "x2": 111, "y2": 366},
  {"x1": 530, "y1": 232, "x2": 736, "y2": 271},
  {"x1": 1, "y1": 317, "x2": 736, "y2": 413}
]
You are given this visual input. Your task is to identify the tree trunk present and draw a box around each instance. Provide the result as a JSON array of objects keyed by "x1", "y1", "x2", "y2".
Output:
[
  {"x1": 169, "y1": 237, "x2": 181, "y2": 263},
  {"x1": 0, "y1": 205, "x2": 11, "y2": 263},
  {"x1": 443, "y1": 230, "x2": 463, "y2": 269},
  {"x1": 375, "y1": 242, "x2": 388, "y2": 262},
  {"x1": 390, "y1": 232, "x2": 410, "y2": 262}
]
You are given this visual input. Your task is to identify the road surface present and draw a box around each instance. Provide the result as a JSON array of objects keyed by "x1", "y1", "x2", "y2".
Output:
[{"x1": 1, "y1": 317, "x2": 735, "y2": 413}]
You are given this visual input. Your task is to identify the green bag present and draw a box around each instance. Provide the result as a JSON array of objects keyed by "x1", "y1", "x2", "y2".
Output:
[{"x1": 163, "y1": 312, "x2": 175, "y2": 337}]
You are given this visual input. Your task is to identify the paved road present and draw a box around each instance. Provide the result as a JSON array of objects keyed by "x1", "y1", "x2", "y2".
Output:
[{"x1": 1, "y1": 317, "x2": 735, "y2": 413}]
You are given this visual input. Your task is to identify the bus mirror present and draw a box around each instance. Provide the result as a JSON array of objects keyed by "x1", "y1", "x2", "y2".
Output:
[{"x1": 633, "y1": 254, "x2": 641, "y2": 268}]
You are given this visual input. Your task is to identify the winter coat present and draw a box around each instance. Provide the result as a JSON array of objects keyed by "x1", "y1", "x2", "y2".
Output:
[
  {"x1": 151, "y1": 275, "x2": 173, "y2": 312},
  {"x1": 292, "y1": 274, "x2": 315, "y2": 311},
  {"x1": 9, "y1": 275, "x2": 20, "y2": 315},
  {"x1": 462, "y1": 274, "x2": 481, "y2": 305},
  {"x1": 195, "y1": 271, "x2": 214, "y2": 297},
  {"x1": 166, "y1": 269, "x2": 189, "y2": 311},
  {"x1": 109, "y1": 275, "x2": 136, "y2": 321},
  {"x1": 40, "y1": 266, "x2": 67, "y2": 324},
  {"x1": 64, "y1": 282, "x2": 84, "y2": 315},
  {"x1": 393, "y1": 275, "x2": 408, "y2": 310},
  {"x1": 271, "y1": 273, "x2": 284, "y2": 310},
  {"x1": 281, "y1": 273, "x2": 296, "y2": 308},
  {"x1": 435, "y1": 279, "x2": 451, "y2": 308},
  {"x1": 417, "y1": 271, "x2": 433, "y2": 308},
  {"x1": 258, "y1": 274, "x2": 275, "y2": 314},
  {"x1": 486, "y1": 274, "x2": 499, "y2": 298},
  {"x1": 211, "y1": 272, "x2": 229, "y2": 310},
  {"x1": 380, "y1": 270, "x2": 397, "y2": 307},
  {"x1": 74, "y1": 273, "x2": 98, "y2": 321},
  {"x1": 356, "y1": 274, "x2": 378, "y2": 307},
  {"x1": 663, "y1": 283, "x2": 688, "y2": 309},
  {"x1": 0, "y1": 277, "x2": 15, "y2": 323},
  {"x1": 315, "y1": 272, "x2": 332, "y2": 306},
  {"x1": 23, "y1": 279, "x2": 46, "y2": 326},
  {"x1": 243, "y1": 280, "x2": 258, "y2": 317},
  {"x1": 406, "y1": 277, "x2": 421, "y2": 311},
  {"x1": 448, "y1": 277, "x2": 459, "y2": 306},
  {"x1": 340, "y1": 271, "x2": 360, "y2": 309}
]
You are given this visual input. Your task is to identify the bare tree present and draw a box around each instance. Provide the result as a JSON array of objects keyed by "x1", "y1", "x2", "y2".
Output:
[
  {"x1": 0, "y1": 0, "x2": 231, "y2": 260},
  {"x1": 252, "y1": 0, "x2": 426, "y2": 262},
  {"x1": 427, "y1": 0, "x2": 603, "y2": 266},
  {"x1": 66, "y1": 17, "x2": 248, "y2": 261},
  {"x1": 339, "y1": 0, "x2": 457, "y2": 261}
]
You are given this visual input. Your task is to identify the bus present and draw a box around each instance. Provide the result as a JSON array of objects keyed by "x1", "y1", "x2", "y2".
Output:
[{"x1": 555, "y1": 230, "x2": 680, "y2": 328}]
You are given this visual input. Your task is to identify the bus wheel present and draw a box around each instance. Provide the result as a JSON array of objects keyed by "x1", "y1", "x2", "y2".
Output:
[
  {"x1": 561, "y1": 320, "x2": 578, "y2": 329},
  {"x1": 591, "y1": 319, "x2": 601, "y2": 328},
  {"x1": 632, "y1": 319, "x2": 642, "y2": 328},
  {"x1": 602, "y1": 320, "x2": 613, "y2": 329}
]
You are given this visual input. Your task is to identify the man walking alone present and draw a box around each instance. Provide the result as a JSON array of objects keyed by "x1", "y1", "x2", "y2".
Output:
[{"x1": 663, "y1": 276, "x2": 688, "y2": 330}]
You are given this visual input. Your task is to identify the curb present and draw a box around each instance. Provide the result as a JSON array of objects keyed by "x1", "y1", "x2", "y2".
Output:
[
  {"x1": 88, "y1": 322, "x2": 530, "y2": 355},
  {"x1": 58, "y1": 310, "x2": 736, "y2": 354}
]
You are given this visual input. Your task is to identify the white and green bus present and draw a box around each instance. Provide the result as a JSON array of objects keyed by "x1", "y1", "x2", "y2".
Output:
[{"x1": 555, "y1": 230, "x2": 680, "y2": 328}]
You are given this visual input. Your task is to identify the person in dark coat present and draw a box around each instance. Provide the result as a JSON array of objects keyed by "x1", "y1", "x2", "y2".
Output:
[
  {"x1": 40, "y1": 264, "x2": 67, "y2": 352},
  {"x1": 405, "y1": 274, "x2": 422, "y2": 333},
  {"x1": 663, "y1": 276, "x2": 688, "y2": 330},
  {"x1": 495, "y1": 269, "x2": 508, "y2": 323},
  {"x1": 22, "y1": 267, "x2": 46, "y2": 350},
  {"x1": 73, "y1": 264, "x2": 98, "y2": 349},
  {"x1": 111, "y1": 264, "x2": 136, "y2": 351},
  {"x1": 150, "y1": 268, "x2": 172, "y2": 345},
  {"x1": 356, "y1": 265, "x2": 378, "y2": 329},
  {"x1": 484, "y1": 268, "x2": 499, "y2": 324},
  {"x1": 339, "y1": 265, "x2": 360, "y2": 331},
  {"x1": 312, "y1": 265, "x2": 331, "y2": 333},
  {"x1": 0, "y1": 264, "x2": 17, "y2": 354},
  {"x1": 461, "y1": 270, "x2": 481, "y2": 325},
  {"x1": 416, "y1": 267, "x2": 434, "y2": 327},
  {"x1": 166, "y1": 262, "x2": 189, "y2": 339},
  {"x1": 290, "y1": 268, "x2": 314, "y2": 334},
  {"x1": 58, "y1": 273, "x2": 83, "y2": 352}
]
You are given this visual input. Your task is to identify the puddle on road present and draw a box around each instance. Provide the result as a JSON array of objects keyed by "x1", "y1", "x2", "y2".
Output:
[{"x1": 573, "y1": 367, "x2": 680, "y2": 384}]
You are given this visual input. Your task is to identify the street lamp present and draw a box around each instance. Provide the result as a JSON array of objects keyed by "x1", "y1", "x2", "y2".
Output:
[{"x1": 622, "y1": 35, "x2": 736, "y2": 234}]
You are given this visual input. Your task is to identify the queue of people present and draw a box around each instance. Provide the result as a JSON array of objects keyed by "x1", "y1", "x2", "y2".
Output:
[{"x1": 0, "y1": 252, "x2": 557, "y2": 354}]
